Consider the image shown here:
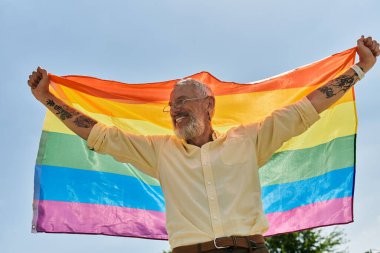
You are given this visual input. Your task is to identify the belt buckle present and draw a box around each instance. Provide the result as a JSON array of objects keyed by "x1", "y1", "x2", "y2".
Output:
[
  {"x1": 213, "y1": 237, "x2": 229, "y2": 249},
  {"x1": 249, "y1": 240, "x2": 257, "y2": 249}
]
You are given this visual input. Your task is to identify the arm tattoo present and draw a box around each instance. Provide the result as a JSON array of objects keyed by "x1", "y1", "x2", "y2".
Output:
[
  {"x1": 46, "y1": 99, "x2": 96, "y2": 128},
  {"x1": 73, "y1": 115, "x2": 97, "y2": 128},
  {"x1": 46, "y1": 99, "x2": 79, "y2": 121},
  {"x1": 318, "y1": 74, "x2": 358, "y2": 99},
  {"x1": 46, "y1": 99, "x2": 55, "y2": 106}
]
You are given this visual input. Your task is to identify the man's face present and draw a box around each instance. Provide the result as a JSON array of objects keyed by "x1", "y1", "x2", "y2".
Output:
[{"x1": 169, "y1": 85, "x2": 209, "y2": 140}]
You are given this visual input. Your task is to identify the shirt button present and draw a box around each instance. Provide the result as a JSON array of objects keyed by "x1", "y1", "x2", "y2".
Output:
[
  {"x1": 207, "y1": 181, "x2": 211, "y2": 185},
  {"x1": 210, "y1": 197, "x2": 215, "y2": 200},
  {"x1": 213, "y1": 216, "x2": 218, "y2": 220}
]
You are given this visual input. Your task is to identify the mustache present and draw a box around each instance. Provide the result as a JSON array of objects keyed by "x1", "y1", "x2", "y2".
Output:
[
  {"x1": 173, "y1": 113, "x2": 205, "y2": 140},
  {"x1": 173, "y1": 112, "x2": 189, "y2": 118}
]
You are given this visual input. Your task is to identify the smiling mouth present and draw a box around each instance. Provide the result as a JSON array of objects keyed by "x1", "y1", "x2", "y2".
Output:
[
  {"x1": 173, "y1": 113, "x2": 190, "y2": 126},
  {"x1": 176, "y1": 116, "x2": 186, "y2": 123}
]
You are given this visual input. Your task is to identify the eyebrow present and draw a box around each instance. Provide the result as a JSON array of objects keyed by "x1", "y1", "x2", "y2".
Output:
[{"x1": 170, "y1": 96, "x2": 189, "y2": 102}]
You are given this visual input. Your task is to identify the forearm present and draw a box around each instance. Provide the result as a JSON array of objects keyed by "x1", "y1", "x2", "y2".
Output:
[
  {"x1": 39, "y1": 93, "x2": 97, "y2": 140},
  {"x1": 306, "y1": 63, "x2": 365, "y2": 113},
  {"x1": 307, "y1": 35, "x2": 380, "y2": 113}
]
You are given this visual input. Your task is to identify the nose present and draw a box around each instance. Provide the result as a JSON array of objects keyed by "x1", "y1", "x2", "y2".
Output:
[{"x1": 170, "y1": 106, "x2": 181, "y2": 117}]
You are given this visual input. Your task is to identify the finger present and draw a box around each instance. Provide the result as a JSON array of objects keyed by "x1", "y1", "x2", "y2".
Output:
[
  {"x1": 29, "y1": 74, "x2": 36, "y2": 85},
  {"x1": 28, "y1": 80, "x2": 37, "y2": 88},
  {"x1": 370, "y1": 41, "x2": 379, "y2": 55},
  {"x1": 33, "y1": 70, "x2": 42, "y2": 78},
  {"x1": 370, "y1": 40, "x2": 378, "y2": 51},
  {"x1": 37, "y1": 66, "x2": 48, "y2": 79},
  {"x1": 375, "y1": 43, "x2": 380, "y2": 57},
  {"x1": 33, "y1": 70, "x2": 43, "y2": 81},
  {"x1": 35, "y1": 69, "x2": 43, "y2": 78},
  {"x1": 365, "y1": 36, "x2": 373, "y2": 47},
  {"x1": 357, "y1": 35, "x2": 365, "y2": 46},
  {"x1": 31, "y1": 72, "x2": 40, "y2": 83}
]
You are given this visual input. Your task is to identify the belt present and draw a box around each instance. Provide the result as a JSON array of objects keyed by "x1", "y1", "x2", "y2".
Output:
[{"x1": 172, "y1": 234, "x2": 265, "y2": 253}]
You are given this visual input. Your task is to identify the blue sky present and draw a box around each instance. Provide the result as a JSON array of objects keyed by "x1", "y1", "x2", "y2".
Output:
[{"x1": 1, "y1": 0, "x2": 380, "y2": 252}]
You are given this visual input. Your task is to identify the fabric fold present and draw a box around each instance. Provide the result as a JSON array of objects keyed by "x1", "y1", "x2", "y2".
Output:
[{"x1": 33, "y1": 47, "x2": 357, "y2": 240}]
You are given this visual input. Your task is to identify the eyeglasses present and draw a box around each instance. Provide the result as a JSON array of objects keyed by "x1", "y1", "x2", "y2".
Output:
[{"x1": 163, "y1": 96, "x2": 209, "y2": 112}]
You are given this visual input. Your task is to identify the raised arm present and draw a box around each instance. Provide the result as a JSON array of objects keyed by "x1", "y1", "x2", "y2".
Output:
[
  {"x1": 307, "y1": 36, "x2": 379, "y2": 113},
  {"x1": 28, "y1": 67, "x2": 97, "y2": 140}
]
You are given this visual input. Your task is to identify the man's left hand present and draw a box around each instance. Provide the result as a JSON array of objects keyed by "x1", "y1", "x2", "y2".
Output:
[{"x1": 357, "y1": 35, "x2": 380, "y2": 72}]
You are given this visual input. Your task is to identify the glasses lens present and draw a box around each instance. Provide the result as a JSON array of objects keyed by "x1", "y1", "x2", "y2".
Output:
[{"x1": 163, "y1": 105, "x2": 170, "y2": 112}]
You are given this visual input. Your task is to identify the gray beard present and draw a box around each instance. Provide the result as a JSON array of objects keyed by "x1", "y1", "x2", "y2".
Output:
[{"x1": 174, "y1": 115, "x2": 205, "y2": 140}]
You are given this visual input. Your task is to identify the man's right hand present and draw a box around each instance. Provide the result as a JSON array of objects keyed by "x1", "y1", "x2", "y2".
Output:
[
  {"x1": 28, "y1": 66, "x2": 50, "y2": 102},
  {"x1": 28, "y1": 66, "x2": 98, "y2": 140}
]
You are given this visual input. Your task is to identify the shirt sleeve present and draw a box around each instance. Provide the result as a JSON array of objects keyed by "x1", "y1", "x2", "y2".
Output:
[
  {"x1": 87, "y1": 123, "x2": 163, "y2": 179},
  {"x1": 244, "y1": 96, "x2": 321, "y2": 168}
]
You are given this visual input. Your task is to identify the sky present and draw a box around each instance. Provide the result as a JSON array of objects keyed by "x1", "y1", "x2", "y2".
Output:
[{"x1": 1, "y1": 0, "x2": 380, "y2": 252}]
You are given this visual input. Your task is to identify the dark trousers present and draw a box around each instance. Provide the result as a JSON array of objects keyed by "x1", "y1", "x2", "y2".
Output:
[
  {"x1": 205, "y1": 244, "x2": 269, "y2": 253},
  {"x1": 193, "y1": 243, "x2": 268, "y2": 253}
]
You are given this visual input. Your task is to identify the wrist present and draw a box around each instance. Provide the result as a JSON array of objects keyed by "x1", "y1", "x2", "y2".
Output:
[
  {"x1": 357, "y1": 60, "x2": 375, "y2": 73},
  {"x1": 37, "y1": 92, "x2": 54, "y2": 104}
]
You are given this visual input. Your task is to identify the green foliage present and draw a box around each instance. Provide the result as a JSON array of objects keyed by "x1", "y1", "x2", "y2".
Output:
[
  {"x1": 163, "y1": 228, "x2": 346, "y2": 253},
  {"x1": 265, "y1": 228, "x2": 346, "y2": 253}
]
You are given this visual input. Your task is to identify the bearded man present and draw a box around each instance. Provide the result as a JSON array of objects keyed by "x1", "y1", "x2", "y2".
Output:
[{"x1": 28, "y1": 36, "x2": 379, "y2": 253}]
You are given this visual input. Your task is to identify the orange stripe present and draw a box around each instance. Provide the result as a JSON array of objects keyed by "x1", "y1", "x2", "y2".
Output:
[{"x1": 47, "y1": 48, "x2": 356, "y2": 102}]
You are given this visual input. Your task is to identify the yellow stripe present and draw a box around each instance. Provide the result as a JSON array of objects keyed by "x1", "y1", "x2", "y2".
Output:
[
  {"x1": 213, "y1": 87, "x2": 353, "y2": 126},
  {"x1": 43, "y1": 100, "x2": 356, "y2": 152},
  {"x1": 51, "y1": 84, "x2": 354, "y2": 123},
  {"x1": 276, "y1": 101, "x2": 356, "y2": 152},
  {"x1": 43, "y1": 108, "x2": 173, "y2": 135}
]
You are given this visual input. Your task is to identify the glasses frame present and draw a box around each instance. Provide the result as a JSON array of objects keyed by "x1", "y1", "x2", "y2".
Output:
[{"x1": 163, "y1": 96, "x2": 209, "y2": 112}]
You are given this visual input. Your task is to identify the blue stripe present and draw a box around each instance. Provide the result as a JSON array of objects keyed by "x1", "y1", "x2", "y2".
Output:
[
  {"x1": 36, "y1": 165, "x2": 353, "y2": 214},
  {"x1": 262, "y1": 166, "x2": 354, "y2": 214},
  {"x1": 35, "y1": 165, "x2": 165, "y2": 212}
]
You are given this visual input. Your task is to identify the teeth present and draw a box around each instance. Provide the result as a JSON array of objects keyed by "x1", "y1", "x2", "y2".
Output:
[{"x1": 176, "y1": 116, "x2": 186, "y2": 123}]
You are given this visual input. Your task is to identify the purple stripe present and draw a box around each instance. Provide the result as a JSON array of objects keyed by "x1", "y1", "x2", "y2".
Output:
[
  {"x1": 34, "y1": 198, "x2": 353, "y2": 239},
  {"x1": 265, "y1": 197, "x2": 353, "y2": 236},
  {"x1": 34, "y1": 200, "x2": 168, "y2": 240}
]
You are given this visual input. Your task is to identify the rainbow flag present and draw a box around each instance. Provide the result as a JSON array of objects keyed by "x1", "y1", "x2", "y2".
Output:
[{"x1": 32, "y1": 48, "x2": 357, "y2": 239}]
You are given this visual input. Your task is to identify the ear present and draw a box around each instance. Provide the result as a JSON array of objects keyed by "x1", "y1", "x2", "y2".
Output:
[
  {"x1": 207, "y1": 96, "x2": 215, "y2": 109},
  {"x1": 207, "y1": 96, "x2": 215, "y2": 120}
]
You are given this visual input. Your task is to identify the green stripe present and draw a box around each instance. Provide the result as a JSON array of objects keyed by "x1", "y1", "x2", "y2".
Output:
[
  {"x1": 37, "y1": 131, "x2": 160, "y2": 186},
  {"x1": 259, "y1": 135, "x2": 355, "y2": 186},
  {"x1": 38, "y1": 131, "x2": 355, "y2": 188}
]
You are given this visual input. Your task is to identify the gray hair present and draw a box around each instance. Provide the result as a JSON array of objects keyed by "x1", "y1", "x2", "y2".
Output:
[
  {"x1": 174, "y1": 78, "x2": 215, "y2": 119},
  {"x1": 175, "y1": 78, "x2": 214, "y2": 98}
]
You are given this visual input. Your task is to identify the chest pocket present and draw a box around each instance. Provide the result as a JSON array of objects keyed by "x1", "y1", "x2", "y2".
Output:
[{"x1": 220, "y1": 137, "x2": 250, "y2": 165}]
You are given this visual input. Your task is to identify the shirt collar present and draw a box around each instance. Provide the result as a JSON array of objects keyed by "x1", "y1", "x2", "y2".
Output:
[
  {"x1": 211, "y1": 130, "x2": 220, "y2": 141},
  {"x1": 179, "y1": 129, "x2": 220, "y2": 146}
]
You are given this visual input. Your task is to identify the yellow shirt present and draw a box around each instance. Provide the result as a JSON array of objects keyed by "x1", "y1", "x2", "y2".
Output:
[{"x1": 87, "y1": 96, "x2": 320, "y2": 248}]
